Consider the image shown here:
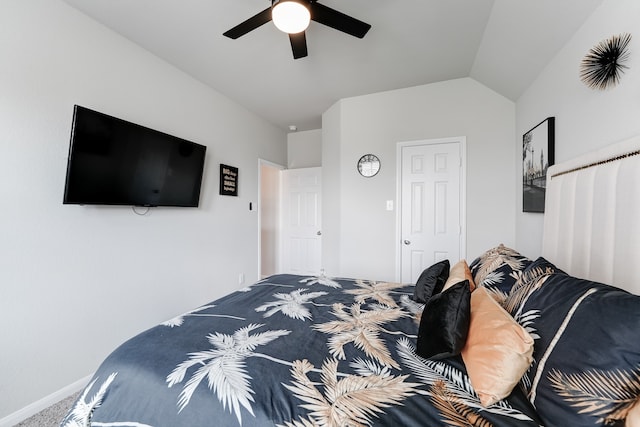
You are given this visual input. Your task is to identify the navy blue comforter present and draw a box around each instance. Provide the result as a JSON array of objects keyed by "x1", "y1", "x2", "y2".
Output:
[{"x1": 61, "y1": 274, "x2": 541, "y2": 426}]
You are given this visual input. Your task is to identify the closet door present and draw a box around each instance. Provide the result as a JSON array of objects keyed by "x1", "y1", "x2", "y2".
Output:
[{"x1": 400, "y1": 139, "x2": 464, "y2": 283}]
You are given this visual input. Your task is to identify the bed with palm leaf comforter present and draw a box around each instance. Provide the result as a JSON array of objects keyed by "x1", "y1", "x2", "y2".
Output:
[
  {"x1": 61, "y1": 267, "x2": 550, "y2": 427},
  {"x1": 62, "y1": 137, "x2": 640, "y2": 427},
  {"x1": 62, "y1": 242, "x2": 640, "y2": 427}
]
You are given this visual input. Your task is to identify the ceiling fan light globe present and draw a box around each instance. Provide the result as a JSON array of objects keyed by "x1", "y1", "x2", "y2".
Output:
[{"x1": 272, "y1": 1, "x2": 310, "y2": 34}]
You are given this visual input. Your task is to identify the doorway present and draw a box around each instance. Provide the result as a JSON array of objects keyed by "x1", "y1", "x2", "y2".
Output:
[
  {"x1": 397, "y1": 137, "x2": 466, "y2": 283},
  {"x1": 259, "y1": 162, "x2": 322, "y2": 278},
  {"x1": 259, "y1": 160, "x2": 284, "y2": 278}
]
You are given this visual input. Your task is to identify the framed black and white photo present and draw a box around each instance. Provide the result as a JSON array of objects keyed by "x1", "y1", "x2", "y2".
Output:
[{"x1": 522, "y1": 117, "x2": 555, "y2": 213}]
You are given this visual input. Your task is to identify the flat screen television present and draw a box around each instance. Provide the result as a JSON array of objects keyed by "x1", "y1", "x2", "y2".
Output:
[{"x1": 63, "y1": 105, "x2": 206, "y2": 207}]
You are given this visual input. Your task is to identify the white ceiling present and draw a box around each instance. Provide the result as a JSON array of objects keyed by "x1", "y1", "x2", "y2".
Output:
[{"x1": 61, "y1": 0, "x2": 603, "y2": 131}]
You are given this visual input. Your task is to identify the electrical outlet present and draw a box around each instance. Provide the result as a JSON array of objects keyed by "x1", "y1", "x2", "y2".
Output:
[{"x1": 238, "y1": 273, "x2": 245, "y2": 285}]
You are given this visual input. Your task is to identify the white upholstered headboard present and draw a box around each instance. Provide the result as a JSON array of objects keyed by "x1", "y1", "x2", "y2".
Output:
[{"x1": 542, "y1": 134, "x2": 640, "y2": 295}]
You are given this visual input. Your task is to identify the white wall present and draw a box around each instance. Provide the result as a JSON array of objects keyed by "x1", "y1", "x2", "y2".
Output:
[
  {"x1": 288, "y1": 129, "x2": 322, "y2": 168},
  {"x1": 0, "y1": 0, "x2": 286, "y2": 421},
  {"x1": 515, "y1": 0, "x2": 640, "y2": 257},
  {"x1": 322, "y1": 78, "x2": 516, "y2": 282},
  {"x1": 321, "y1": 104, "x2": 343, "y2": 276}
]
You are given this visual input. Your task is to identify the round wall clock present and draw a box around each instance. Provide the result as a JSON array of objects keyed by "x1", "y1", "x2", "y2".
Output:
[{"x1": 357, "y1": 154, "x2": 380, "y2": 177}]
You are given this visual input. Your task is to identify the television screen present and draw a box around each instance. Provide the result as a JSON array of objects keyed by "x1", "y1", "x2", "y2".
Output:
[{"x1": 63, "y1": 105, "x2": 206, "y2": 207}]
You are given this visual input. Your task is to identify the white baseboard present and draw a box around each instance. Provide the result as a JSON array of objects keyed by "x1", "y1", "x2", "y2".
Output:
[{"x1": 0, "y1": 374, "x2": 92, "y2": 427}]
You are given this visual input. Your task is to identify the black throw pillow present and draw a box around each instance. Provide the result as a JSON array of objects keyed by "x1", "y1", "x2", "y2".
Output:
[
  {"x1": 416, "y1": 280, "x2": 471, "y2": 360},
  {"x1": 413, "y1": 259, "x2": 450, "y2": 303}
]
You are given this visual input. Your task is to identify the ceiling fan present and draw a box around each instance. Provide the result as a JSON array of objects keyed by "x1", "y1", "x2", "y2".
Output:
[{"x1": 223, "y1": 0, "x2": 371, "y2": 59}]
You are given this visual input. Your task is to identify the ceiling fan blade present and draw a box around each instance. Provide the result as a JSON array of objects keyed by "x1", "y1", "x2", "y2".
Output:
[
  {"x1": 223, "y1": 7, "x2": 272, "y2": 39},
  {"x1": 289, "y1": 32, "x2": 308, "y2": 59},
  {"x1": 309, "y1": 2, "x2": 371, "y2": 38}
]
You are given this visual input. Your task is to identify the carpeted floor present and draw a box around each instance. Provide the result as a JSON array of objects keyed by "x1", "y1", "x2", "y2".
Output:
[{"x1": 14, "y1": 392, "x2": 78, "y2": 427}]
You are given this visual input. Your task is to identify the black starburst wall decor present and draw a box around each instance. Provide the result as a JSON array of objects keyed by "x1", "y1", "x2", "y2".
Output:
[{"x1": 580, "y1": 33, "x2": 632, "y2": 90}]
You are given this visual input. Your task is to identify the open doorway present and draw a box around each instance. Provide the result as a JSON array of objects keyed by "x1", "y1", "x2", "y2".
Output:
[{"x1": 259, "y1": 160, "x2": 284, "y2": 278}]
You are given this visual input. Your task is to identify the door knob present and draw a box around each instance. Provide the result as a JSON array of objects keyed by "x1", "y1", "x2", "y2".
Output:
[
  {"x1": 404, "y1": 240, "x2": 411, "y2": 245},
  {"x1": 317, "y1": 231, "x2": 322, "y2": 236}
]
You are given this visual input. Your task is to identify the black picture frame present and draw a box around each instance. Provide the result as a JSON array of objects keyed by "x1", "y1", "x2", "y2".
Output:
[
  {"x1": 220, "y1": 164, "x2": 238, "y2": 196},
  {"x1": 522, "y1": 117, "x2": 555, "y2": 213}
]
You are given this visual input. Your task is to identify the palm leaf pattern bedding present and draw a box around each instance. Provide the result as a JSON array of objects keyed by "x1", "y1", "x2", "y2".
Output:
[
  {"x1": 497, "y1": 257, "x2": 640, "y2": 427},
  {"x1": 61, "y1": 274, "x2": 541, "y2": 427}
]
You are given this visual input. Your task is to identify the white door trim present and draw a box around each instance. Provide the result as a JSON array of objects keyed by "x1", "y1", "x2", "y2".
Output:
[{"x1": 395, "y1": 137, "x2": 467, "y2": 282}]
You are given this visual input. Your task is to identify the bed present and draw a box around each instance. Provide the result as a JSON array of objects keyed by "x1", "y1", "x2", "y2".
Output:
[{"x1": 61, "y1": 135, "x2": 640, "y2": 427}]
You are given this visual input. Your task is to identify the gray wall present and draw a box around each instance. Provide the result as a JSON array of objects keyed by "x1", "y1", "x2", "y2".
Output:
[
  {"x1": 515, "y1": 0, "x2": 640, "y2": 257},
  {"x1": 0, "y1": 0, "x2": 286, "y2": 420},
  {"x1": 322, "y1": 78, "x2": 516, "y2": 282},
  {"x1": 288, "y1": 129, "x2": 322, "y2": 168}
]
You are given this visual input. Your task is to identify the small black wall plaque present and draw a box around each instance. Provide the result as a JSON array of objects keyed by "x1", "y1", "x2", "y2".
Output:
[{"x1": 220, "y1": 164, "x2": 238, "y2": 196}]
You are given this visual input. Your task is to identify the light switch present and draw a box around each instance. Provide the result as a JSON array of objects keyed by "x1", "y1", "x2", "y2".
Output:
[{"x1": 386, "y1": 200, "x2": 394, "y2": 211}]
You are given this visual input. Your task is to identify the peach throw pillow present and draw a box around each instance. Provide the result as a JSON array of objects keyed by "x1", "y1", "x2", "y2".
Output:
[
  {"x1": 627, "y1": 400, "x2": 640, "y2": 427},
  {"x1": 443, "y1": 260, "x2": 476, "y2": 292},
  {"x1": 461, "y1": 287, "x2": 533, "y2": 407}
]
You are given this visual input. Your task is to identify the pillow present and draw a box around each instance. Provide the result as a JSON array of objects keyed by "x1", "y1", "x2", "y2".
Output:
[
  {"x1": 469, "y1": 244, "x2": 532, "y2": 295},
  {"x1": 505, "y1": 267, "x2": 640, "y2": 426},
  {"x1": 443, "y1": 260, "x2": 475, "y2": 292},
  {"x1": 416, "y1": 280, "x2": 471, "y2": 360},
  {"x1": 628, "y1": 401, "x2": 640, "y2": 427},
  {"x1": 502, "y1": 257, "x2": 564, "y2": 313},
  {"x1": 413, "y1": 259, "x2": 450, "y2": 303},
  {"x1": 461, "y1": 287, "x2": 534, "y2": 407}
]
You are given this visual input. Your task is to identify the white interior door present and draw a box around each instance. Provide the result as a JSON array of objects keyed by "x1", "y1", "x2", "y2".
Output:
[
  {"x1": 400, "y1": 139, "x2": 465, "y2": 283},
  {"x1": 281, "y1": 167, "x2": 322, "y2": 275}
]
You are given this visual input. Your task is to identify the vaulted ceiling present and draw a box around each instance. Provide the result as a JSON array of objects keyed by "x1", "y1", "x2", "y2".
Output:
[{"x1": 61, "y1": 0, "x2": 603, "y2": 131}]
